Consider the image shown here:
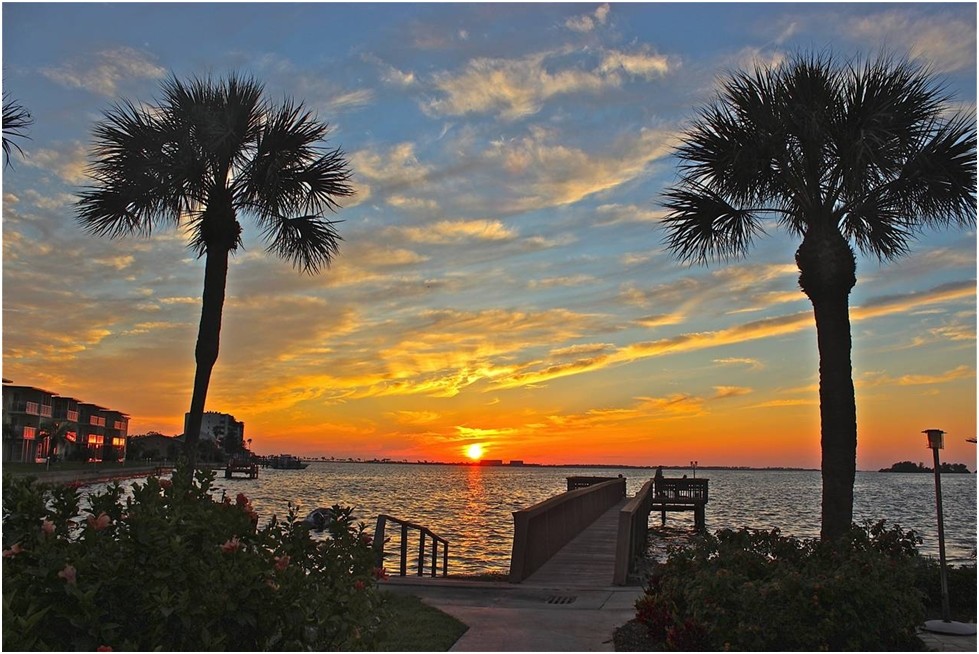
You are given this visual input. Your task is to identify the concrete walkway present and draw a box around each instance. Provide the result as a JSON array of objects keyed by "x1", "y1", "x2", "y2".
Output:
[{"x1": 382, "y1": 576, "x2": 643, "y2": 651}]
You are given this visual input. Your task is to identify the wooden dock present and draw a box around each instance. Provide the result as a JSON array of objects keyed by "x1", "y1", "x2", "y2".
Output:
[
  {"x1": 224, "y1": 460, "x2": 259, "y2": 479},
  {"x1": 511, "y1": 475, "x2": 709, "y2": 587},
  {"x1": 521, "y1": 498, "x2": 629, "y2": 588}
]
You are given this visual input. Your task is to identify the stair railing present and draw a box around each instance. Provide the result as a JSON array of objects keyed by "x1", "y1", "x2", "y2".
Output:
[{"x1": 373, "y1": 514, "x2": 449, "y2": 577}]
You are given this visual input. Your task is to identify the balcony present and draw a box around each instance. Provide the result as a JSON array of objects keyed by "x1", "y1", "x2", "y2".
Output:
[{"x1": 40, "y1": 404, "x2": 53, "y2": 418}]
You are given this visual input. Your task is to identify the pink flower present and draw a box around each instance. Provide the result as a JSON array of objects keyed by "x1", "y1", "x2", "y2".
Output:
[
  {"x1": 2, "y1": 543, "x2": 24, "y2": 558},
  {"x1": 58, "y1": 564, "x2": 77, "y2": 585},
  {"x1": 372, "y1": 566, "x2": 388, "y2": 581},
  {"x1": 97, "y1": 646, "x2": 113, "y2": 652},
  {"x1": 274, "y1": 554, "x2": 290, "y2": 572},
  {"x1": 87, "y1": 513, "x2": 111, "y2": 531},
  {"x1": 353, "y1": 579, "x2": 366, "y2": 591},
  {"x1": 220, "y1": 537, "x2": 241, "y2": 554},
  {"x1": 41, "y1": 519, "x2": 55, "y2": 536},
  {"x1": 236, "y1": 493, "x2": 249, "y2": 507}
]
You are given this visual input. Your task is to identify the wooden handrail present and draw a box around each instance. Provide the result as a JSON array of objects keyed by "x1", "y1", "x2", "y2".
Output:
[
  {"x1": 373, "y1": 514, "x2": 449, "y2": 577},
  {"x1": 614, "y1": 478, "x2": 655, "y2": 585}
]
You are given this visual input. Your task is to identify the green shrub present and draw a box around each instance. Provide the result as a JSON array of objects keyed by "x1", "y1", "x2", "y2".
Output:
[
  {"x1": 635, "y1": 521, "x2": 927, "y2": 651},
  {"x1": 913, "y1": 559, "x2": 977, "y2": 621},
  {"x1": 2, "y1": 468, "x2": 385, "y2": 651}
]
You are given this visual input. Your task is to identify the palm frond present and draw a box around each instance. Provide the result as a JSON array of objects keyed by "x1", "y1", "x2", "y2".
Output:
[
  {"x1": 2, "y1": 93, "x2": 34, "y2": 167},
  {"x1": 266, "y1": 214, "x2": 343, "y2": 274},
  {"x1": 660, "y1": 181, "x2": 765, "y2": 264}
]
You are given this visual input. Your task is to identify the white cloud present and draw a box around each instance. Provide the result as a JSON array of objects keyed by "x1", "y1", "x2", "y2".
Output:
[
  {"x1": 845, "y1": 10, "x2": 976, "y2": 73},
  {"x1": 41, "y1": 47, "x2": 165, "y2": 96},
  {"x1": 565, "y1": 3, "x2": 611, "y2": 33}
]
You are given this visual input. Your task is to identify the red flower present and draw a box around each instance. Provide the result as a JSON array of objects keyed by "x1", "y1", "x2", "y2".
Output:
[
  {"x1": 97, "y1": 646, "x2": 113, "y2": 652},
  {"x1": 274, "y1": 554, "x2": 290, "y2": 572},
  {"x1": 235, "y1": 492, "x2": 249, "y2": 507},
  {"x1": 58, "y1": 564, "x2": 77, "y2": 585},
  {"x1": 372, "y1": 566, "x2": 388, "y2": 581},
  {"x1": 2, "y1": 543, "x2": 24, "y2": 558},
  {"x1": 87, "y1": 512, "x2": 111, "y2": 531},
  {"x1": 220, "y1": 537, "x2": 241, "y2": 553},
  {"x1": 353, "y1": 579, "x2": 366, "y2": 591}
]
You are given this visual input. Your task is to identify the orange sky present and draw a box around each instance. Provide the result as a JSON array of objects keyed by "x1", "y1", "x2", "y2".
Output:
[{"x1": 2, "y1": 2, "x2": 976, "y2": 472}]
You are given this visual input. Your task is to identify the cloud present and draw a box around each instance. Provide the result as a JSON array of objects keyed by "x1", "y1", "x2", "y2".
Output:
[
  {"x1": 844, "y1": 9, "x2": 977, "y2": 73},
  {"x1": 860, "y1": 365, "x2": 975, "y2": 388},
  {"x1": 41, "y1": 47, "x2": 165, "y2": 96},
  {"x1": 712, "y1": 385, "x2": 752, "y2": 399},
  {"x1": 714, "y1": 357, "x2": 764, "y2": 371},
  {"x1": 485, "y1": 126, "x2": 674, "y2": 210},
  {"x1": 565, "y1": 3, "x2": 611, "y2": 33},
  {"x1": 392, "y1": 219, "x2": 517, "y2": 245},
  {"x1": 23, "y1": 142, "x2": 90, "y2": 185},
  {"x1": 424, "y1": 46, "x2": 674, "y2": 120}
]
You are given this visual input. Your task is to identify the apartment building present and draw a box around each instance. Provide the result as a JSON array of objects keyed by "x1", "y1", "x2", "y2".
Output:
[
  {"x1": 2, "y1": 381, "x2": 128, "y2": 463},
  {"x1": 184, "y1": 410, "x2": 245, "y2": 453}
]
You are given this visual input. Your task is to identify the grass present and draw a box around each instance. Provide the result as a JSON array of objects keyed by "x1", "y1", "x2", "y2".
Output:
[{"x1": 376, "y1": 591, "x2": 468, "y2": 651}]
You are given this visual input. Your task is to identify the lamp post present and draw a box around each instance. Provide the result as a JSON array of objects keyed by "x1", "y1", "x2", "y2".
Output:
[
  {"x1": 920, "y1": 429, "x2": 976, "y2": 636},
  {"x1": 690, "y1": 460, "x2": 698, "y2": 478}
]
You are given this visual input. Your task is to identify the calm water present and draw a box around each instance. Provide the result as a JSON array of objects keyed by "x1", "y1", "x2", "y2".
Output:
[{"x1": 187, "y1": 463, "x2": 977, "y2": 575}]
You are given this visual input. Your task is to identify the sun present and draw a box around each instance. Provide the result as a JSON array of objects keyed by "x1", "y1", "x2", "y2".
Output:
[{"x1": 465, "y1": 443, "x2": 485, "y2": 461}]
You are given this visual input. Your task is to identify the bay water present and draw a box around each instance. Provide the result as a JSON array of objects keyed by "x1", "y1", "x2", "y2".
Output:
[{"x1": 194, "y1": 463, "x2": 977, "y2": 575}]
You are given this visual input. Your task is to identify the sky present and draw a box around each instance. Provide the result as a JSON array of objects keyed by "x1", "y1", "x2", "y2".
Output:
[{"x1": 1, "y1": 2, "x2": 976, "y2": 470}]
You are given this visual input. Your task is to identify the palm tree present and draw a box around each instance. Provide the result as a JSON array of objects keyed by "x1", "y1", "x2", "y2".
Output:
[
  {"x1": 77, "y1": 73, "x2": 354, "y2": 472},
  {"x1": 38, "y1": 420, "x2": 76, "y2": 468},
  {"x1": 2, "y1": 92, "x2": 34, "y2": 167},
  {"x1": 659, "y1": 52, "x2": 976, "y2": 540}
]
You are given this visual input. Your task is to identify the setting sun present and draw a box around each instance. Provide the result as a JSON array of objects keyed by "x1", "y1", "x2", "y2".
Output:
[{"x1": 465, "y1": 444, "x2": 485, "y2": 461}]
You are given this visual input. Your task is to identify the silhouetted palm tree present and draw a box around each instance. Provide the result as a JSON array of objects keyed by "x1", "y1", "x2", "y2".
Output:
[
  {"x1": 77, "y1": 73, "x2": 354, "y2": 472},
  {"x1": 2, "y1": 92, "x2": 34, "y2": 167},
  {"x1": 660, "y1": 52, "x2": 976, "y2": 540}
]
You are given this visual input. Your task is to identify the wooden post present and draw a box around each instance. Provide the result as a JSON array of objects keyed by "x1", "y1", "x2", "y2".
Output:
[
  {"x1": 373, "y1": 515, "x2": 387, "y2": 567},
  {"x1": 400, "y1": 524, "x2": 408, "y2": 576},
  {"x1": 431, "y1": 539, "x2": 438, "y2": 577},
  {"x1": 418, "y1": 531, "x2": 426, "y2": 576}
]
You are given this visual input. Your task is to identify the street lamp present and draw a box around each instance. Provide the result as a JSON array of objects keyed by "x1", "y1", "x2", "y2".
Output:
[
  {"x1": 690, "y1": 460, "x2": 698, "y2": 478},
  {"x1": 920, "y1": 429, "x2": 976, "y2": 636}
]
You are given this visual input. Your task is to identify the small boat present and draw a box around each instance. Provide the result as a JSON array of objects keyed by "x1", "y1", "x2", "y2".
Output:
[{"x1": 267, "y1": 454, "x2": 309, "y2": 470}]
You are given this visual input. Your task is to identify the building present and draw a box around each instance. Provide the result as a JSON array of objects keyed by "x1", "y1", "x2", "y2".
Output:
[
  {"x1": 184, "y1": 411, "x2": 245, "y2": 454},
  {"x1": 2, "y1": 381, "x2": 128, "y2": 463}
]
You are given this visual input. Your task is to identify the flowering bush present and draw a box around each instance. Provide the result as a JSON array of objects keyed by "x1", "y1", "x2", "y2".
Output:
[
  {"x1": 634, "y1": 521, "x2": 927, "y2": 651},
  {"x1": 2, "y1": 468, "x2": 384, "y2": 651}
]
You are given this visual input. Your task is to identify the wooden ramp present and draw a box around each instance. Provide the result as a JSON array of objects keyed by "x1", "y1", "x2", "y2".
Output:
[{"x1": 520, "y1": 498, "x2": 630, "y2": 588}]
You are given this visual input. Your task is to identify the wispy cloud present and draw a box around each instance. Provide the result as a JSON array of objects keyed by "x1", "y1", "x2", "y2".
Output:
[{"x1": 41, "y1": 47, "x2": 165, "y2": 96}]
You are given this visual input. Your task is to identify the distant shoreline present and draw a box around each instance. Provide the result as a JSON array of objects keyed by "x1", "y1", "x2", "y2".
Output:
[{"x1": 289, "y1": 458, "x2": 821, "y2": 472}]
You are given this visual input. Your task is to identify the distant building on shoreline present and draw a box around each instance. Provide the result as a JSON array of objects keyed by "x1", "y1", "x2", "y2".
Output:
[
  {"x1": 2, "y1": 380, "x2": 128, "y2": 463},
  {"x1": 184, "y1": 411, "x2": 244, "y2": 453}
]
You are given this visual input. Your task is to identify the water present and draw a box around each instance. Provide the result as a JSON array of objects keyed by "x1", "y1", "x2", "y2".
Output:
[{"x1": 193, "y1": 463, "x2": 976, "y2": 575}]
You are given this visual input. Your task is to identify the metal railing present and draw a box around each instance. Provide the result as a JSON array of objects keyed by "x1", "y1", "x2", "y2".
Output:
[{"x1": 373, "y1": 514, "x2": 449, "y2": 577}]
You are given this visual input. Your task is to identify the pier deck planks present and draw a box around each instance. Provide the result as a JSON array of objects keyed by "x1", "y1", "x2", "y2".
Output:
[{"x1": 520, "y1": 498, "x2": 630, "y2": 589}]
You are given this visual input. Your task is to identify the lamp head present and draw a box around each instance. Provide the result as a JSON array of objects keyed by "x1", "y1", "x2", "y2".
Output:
[{"x1": 923, "y1": 429, "x2": 945, "y2": 450}]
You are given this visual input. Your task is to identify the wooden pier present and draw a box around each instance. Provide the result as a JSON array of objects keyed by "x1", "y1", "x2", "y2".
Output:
[
  {"x1": 509, "y1": 475, "x2": 709, "y2": 587},
  {"x1": 224, "y1": 459, "x2": 259, "y2": 479}
]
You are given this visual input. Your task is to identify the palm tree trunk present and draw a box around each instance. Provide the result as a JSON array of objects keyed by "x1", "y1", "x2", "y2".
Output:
[
  {"x1": 183, "y1": 246, "x2": 230, "y2": 474},
  {"x1": 796, "y1": 226, "x2": 858, "y2": 541}
]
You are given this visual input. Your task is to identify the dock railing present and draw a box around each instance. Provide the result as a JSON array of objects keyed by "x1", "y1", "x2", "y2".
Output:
[
  {"x1": 509, "y1": 477, "x2": 626, "y2": 582},
  {"x1": 654, "y1": 477, "x2": 709, "y2": 502},
  {"x1": 613, "y1": 478, "x2": 656, "y2": 585},
  {"x1": 373, "y1": 514, "x2": 449, "y2": 577}
]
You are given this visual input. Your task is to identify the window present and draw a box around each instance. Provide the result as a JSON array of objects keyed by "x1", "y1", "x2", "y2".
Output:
[
  {"x1": 112, "y1": 438, "x2": 125, "y2": 447},
  {"x1": 88, "y1": 435, "x2": 104, "y2": 447},
  {"x1": 22, "y1": 426, "x2": 36, "y2": 440},
  {"x1": 25, "y1": 401, "x2": 39, "y2": 415}
]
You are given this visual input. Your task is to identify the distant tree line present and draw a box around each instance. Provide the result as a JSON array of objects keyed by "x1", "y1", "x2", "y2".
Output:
[{"x1": 879, "y1": 461, "x2": 972, "y2": 473}]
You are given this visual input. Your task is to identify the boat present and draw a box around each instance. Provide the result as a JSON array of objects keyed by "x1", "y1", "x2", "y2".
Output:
[{"x1": 266, "y1": 454, "x2": 309, "y2": 470}]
